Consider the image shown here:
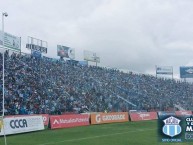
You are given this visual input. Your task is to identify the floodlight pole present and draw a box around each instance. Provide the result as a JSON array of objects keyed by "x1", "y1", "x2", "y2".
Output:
[
  {"x1": 2, "y1": 12, "x2": 8, "y2": 117},
  {"x1": 2, "y1": 12, "x2": 8, "y2": 145}
]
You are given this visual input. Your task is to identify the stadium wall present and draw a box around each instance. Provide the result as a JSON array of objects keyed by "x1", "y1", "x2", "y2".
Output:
[{"x1": 1, "y1": 111, "x2": 192, "y2": 135}]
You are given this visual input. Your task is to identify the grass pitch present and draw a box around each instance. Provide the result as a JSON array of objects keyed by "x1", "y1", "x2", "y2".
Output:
[{"x1": 0, "y1": 121, "x2": 190, "y2": 145}]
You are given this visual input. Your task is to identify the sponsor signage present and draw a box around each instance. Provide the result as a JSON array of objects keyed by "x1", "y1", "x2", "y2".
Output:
[
  {"x1": 130, "y1": 112, "x2": 157, "y2": 121},
  {"x1": 50, "y1": 114, "x2": 90, "y2": 129},
  {"x1": 180, "y1": 66, "x2": 193, "y2": 78},
  {"x1": 156, "y1": 66, "x2": 173, "y2": 75},
  {"x1": 84, "y1": 50, "x2": 100, "y2": 63},
  {"x1": 0, "y1": 116, "x2": 44, "y2": 136},
  {"x1": 26, "y1": 44, "x2": 47, "y2": 53},
  {"x1": 0, "y1": 31, "x2": 21, "y2": 51},
  {"x1": 158, "y1": 111, "x2": 176, "y2": 118},
  {"x1": 175, "y1": 111, "x2": 192, "y2": 116},
  {"x1": 32, "y1": 50, "x2": 42, "y2": 58},
  {"x1": 78, "y1": 61, "x2": 88, "y2": 66},
  {"x1": 26, "y1": 36, "x2": 48, "y2": 54},
  {"x1": 5, "y1": 114, "x2": 49, "y2": 126},
  {"x1": 57, "y1": 45, "x2": 75, "y2": 59},
  {"x1": 90, "y1": 112, "x2": 129, "y2": 124}
]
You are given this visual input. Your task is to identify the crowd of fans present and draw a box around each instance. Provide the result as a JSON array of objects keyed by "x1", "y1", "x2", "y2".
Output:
[{"x1": 0, "y1": 50, "x2": 193, "y2": 115}]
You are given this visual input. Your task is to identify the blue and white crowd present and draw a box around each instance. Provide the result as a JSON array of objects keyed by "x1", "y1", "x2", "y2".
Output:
[{"x1": 0, "y1": 51, "x2": 193, "y2": 115}]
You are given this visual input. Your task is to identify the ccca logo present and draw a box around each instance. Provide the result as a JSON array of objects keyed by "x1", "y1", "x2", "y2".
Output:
[
  {"x1": 162, "y1": 116, "x2": 182, "y2": 137},
  {"x1": 10, "y1": 119, "x2": 28, "y2": 129}
]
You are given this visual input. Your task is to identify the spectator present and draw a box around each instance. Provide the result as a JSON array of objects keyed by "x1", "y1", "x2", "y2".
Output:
[{"x1": 0, "y1": 50, "x2": 192, "y2": 115}]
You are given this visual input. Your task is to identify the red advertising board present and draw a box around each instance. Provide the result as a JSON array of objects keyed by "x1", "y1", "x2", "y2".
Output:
[
  {"x1": 175, "y1": 111, "x2": 192, "y2": 116},
  {"x1": 5, "y1": 114, "x2": 49, "y2": 126},
  {"x1": 130, "y1": 112, "x2": 158, "y2": 121},
  {"x1": 50, "y1": 114, "x2": 90, "y2": 129}
]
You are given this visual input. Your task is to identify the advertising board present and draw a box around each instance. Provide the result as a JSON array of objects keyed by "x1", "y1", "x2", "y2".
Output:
[
  {"x1": 50, "y1": 114, "x2": 90, "y2": 129},
  {"x1": 180, "y1": 66, "x2": 193, "y2": 78},
  {"x1": 158, "y1": 111, "x2": 175, "y2": 118},
  {"x1": 156, "y1": 66, "x2": 173, "y2": 75},
  {"x1": 0, "y1": 116, "x2": 44, "y2": 136},
  {"x1": 57, "y1": 45, "x2": 75, "y2": 59},
  {"x1": 0, "y1": 31, "x2": 21, "y2": 51},
  {"x1": 175, "y1": 111, "x2": 192, "y2": 116},
  {"x1": 5, "y1": 114, "x2": 49, "y2": 126},
  {"x1": 91, "y1": 112, "x2": 128, "y2": 124},
  {"x1": 130, "y1": 112, "x2": 158, "y2": 121},
  {"x1": 84, "y1": 50, "x2": 100, "y2": 63}
]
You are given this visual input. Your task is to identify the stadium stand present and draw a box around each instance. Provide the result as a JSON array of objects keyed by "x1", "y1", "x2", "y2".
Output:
[{"x1": 0, "y1": 51, "x2": 193, "y2": 115}]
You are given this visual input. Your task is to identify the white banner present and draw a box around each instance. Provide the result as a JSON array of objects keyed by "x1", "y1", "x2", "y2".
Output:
[
  {"x1": 84, "y1": 50, "x2": 100, "y2": 63},
  {"x1": 156, "y1": 66, "x2": 173, "y2": 75},
  {"x1": 0, "y1": 31, "x2": 21, "y2": 51},
  {"x1": 0, "y1": 116, "x2": 44, "y2": 136}
]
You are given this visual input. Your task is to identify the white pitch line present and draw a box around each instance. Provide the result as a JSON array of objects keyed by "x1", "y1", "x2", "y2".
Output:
[{"x1": 37, "y1": 128, "x2": 156, "y2": 145}]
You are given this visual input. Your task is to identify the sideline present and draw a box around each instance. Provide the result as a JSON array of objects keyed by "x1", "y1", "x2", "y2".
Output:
[{"x1": 37, "y1": 128, "x2": 156, "y2": 145}]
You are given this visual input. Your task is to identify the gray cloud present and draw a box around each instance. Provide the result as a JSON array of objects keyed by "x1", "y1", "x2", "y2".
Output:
[{"x1": 1, "y1": 0, "x2": 193, "y2": 78}]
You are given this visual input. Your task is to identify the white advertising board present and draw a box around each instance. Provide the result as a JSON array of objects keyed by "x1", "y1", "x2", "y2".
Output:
[
  {"x1": 0, "y1": 115, "x2": 44, "y2": 136},
  {"x1": 156, "y1": 66, "x2": 173, "y2": 75},
  {"x1": 84, "y1": 50, "x2": 100, "y2": 63},
  {"x1": 0, "y1": 31, "x2": 21, "y2": 51}
]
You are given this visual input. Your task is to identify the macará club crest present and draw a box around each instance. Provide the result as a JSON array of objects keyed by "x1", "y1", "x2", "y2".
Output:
[{"x1": 162, "y1": 116, "x2": 182, "y2": 137}]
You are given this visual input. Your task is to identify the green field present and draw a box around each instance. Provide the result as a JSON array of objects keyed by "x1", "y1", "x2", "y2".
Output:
[{"x1": 0, "y1": 121, "x2": 190, "y2": 145}]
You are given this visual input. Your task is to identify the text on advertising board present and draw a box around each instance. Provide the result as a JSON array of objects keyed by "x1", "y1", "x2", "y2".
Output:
[
  {"x1": 10, "y1": 119, "x2": 27, "y2": 129},
  {"x1": 91, "y1": 112, "x2": 129, "y2": 124},
  {"x1": 130, "y1": 112, "x2": 157, "y2": 121},
  {"x1": 0, "y1": 116, "x2": 44, "y2": 136},
  {"x1": 50, "y1": 114, "x2": 90, "y2": 129}
]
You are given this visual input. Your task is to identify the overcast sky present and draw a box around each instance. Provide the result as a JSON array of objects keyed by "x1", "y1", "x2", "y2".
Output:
[{"x1": 1, "y1": 0, "x2": 193, "y2": 78}]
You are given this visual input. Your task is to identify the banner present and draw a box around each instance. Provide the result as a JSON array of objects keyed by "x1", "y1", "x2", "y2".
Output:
[
  {"x1": 158, "y1": 111, "x2": 175, "y2": 118},
  {"x1": 90, "y1": 112, "x2": 129, "y2": 124},
  {"x1": 57, "y1": 45, "x2": 75, "y2": 59},
  {"x1": 130, "y1": 112, "x2": 158, "y2": 121},
  {"x1": 32, "y1": 50, "x2": 42, "y2": 59},
  {"x1": 0, "y1": 117, "x2": 3, "y2": 134},
  {"x1": 0, "y1": 31, "x2": 21, "y2": 51},
  {"x1": 0, "y1": 116, "x2": 44, "y2": 136},
  {"x1": 50, "y1": 114, "x2": 90, "y2": 129},
  {"x1": 180, "y1": 66, "x2": 193, "y2": 78},
  {"x1": 156, "y1": 66, "x2": 173, "y2": 75},
  {"x1": 175, "y1": 111, "x2": 192, "y2": 116},
  {"x1": 26, "y1": 44, "x2": 47, "y2": 53},
  {"x1": 84, "y1": 50, "x2": 100, "y2": 63},
  {"x1": 78, "y1": 61, "x2": 88, "y2": 66},
  {"x1": 5, "y1": 114, "x2": 49, "y2": 126}
]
